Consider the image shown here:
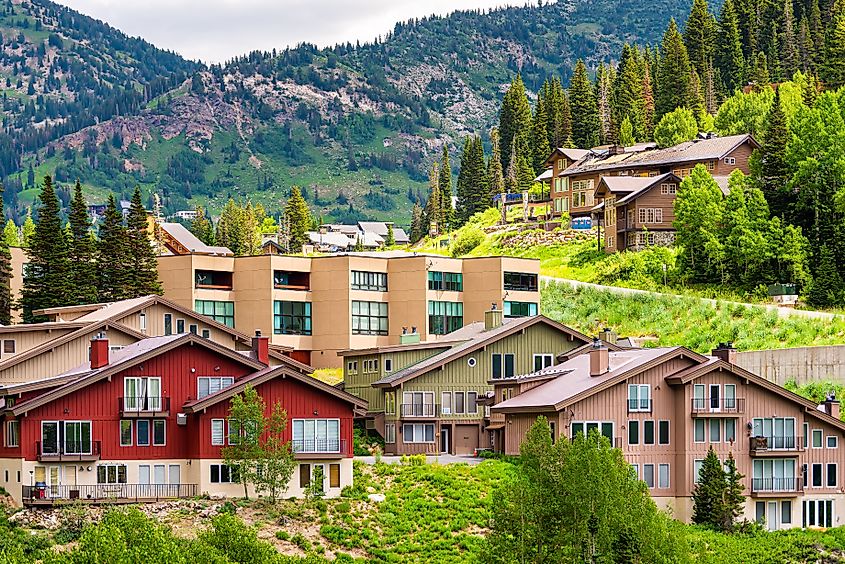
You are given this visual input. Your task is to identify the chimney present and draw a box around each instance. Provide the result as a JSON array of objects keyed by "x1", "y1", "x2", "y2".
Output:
[
  {"x1": 711, "y1": 342, "x2": 737, "y2": 364},
  {"x1": 589, "y1": 337, "x2": 609, "y2": 377},
  {"x1": 485, "y1": 304, "x2": 503, "y2": 331},
  {"x1": 90, "y1": 333, "x2": 109, "y2": 369},
  {"x1": 252, "y1": 330, "x2": 270, "y2": 365},
  {"x1": 822, "y1": 392, "x2": 841, "y2": 420},
  {"x1": 597, "y1": 327, "x2": 617, "y2": 345}
]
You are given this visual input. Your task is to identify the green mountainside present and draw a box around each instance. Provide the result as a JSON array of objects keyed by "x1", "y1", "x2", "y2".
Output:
[{"x1": 4, "y1": 0, "x2": 701, "y2": 223}]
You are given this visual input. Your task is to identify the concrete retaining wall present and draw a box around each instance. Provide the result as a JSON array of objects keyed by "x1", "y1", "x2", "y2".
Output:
[{"x1": 736, "y1": 346, "x2": 845, "y2": 385}]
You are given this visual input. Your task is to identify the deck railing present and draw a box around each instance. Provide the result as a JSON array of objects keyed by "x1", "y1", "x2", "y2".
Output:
[{"x1": 23, "y1": 483, "x2": 198, "y2": 503}]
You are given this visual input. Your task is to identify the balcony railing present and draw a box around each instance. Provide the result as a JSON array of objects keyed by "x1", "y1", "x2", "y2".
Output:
[
  {"x1": 23, "y1": 483, "x2": 197, "y2": 504},
  {"x1": 627, "y1": 399, "x2": 653, "y2": 413},
  {"x1": 691, "y1": 397, "x2": 745, "y2": 414},
  {"x1": 749, "y1": 436, "x2": 803, "y2": 454},
  {"x1": 119, "y1": 396, "x2": 170, "y2": 416},
  {"x1": 401, "y1": 403, "x2": 436, "y2": 418},
  {"x1": 751, "y1": 477, "x2": 801, "y2": 493},
  {"x1": 37, "y1": 441, "x2": 101, "y2": 461},
  {"x1": 291, "y1": 438, "x2": 347, "y2": 455}
]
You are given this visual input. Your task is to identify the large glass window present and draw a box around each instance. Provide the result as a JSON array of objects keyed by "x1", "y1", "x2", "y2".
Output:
[
  {"x1": 97, "y1": 464, "x2": 127, "y2": 484},
  {"x1": 402, "y1": 423, "x2": 435, "y2": 443},
  {"x1": 504, "y1": 272, "x2": 538, "y2": 292},
  {"x1": 427, "y1": 271, "x2": 463, "y2": 291},
  {"x1": 752, "y1": 417, "x2": 797, "y2": 449},
  {"x1": 352, "y1": 301, "x2": 388, "y2": 335},
  {"x1": 273, "y1": 301, "x2": 312, "y2": 335},
  {"x1": 292, "y1": 419, "x2": 341, "y2": 453},
  {"x1": 504, "y1": 301, "x2": 538, "y2": 318},
  {"x1": 197, "y1": 377, "x2": 234, "y2": 399},
  {"x1": 428, "y1": 301, "x2": 463, "y2": 335},
  {"x1": 351, "y1": 271, "x2": 388, "y2": 291},
  {"x1": 194, "y1": 300, "x2": 235, "y2": 328},
  {"x1": 491, "y1": 353, "x2": 515, "y2": 379}
]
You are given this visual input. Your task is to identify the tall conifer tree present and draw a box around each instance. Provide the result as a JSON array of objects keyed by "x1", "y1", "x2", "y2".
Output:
[
  {"x1": 683, "y1": 0, "x2": 716, "y2": 77},
  {"x1": 0, "y1": 186, "x2": 12, "y2": 325},
  {"x1": 757, "y1": 87, "x2": 790, "y2": 219},
  {"x1": 439, "y1": 145, "x2": 453, "y2": 231},
  {"x1": 97, "y1": 194, "x2": 131, "y2": 302},
  {"x1": 498, "y1": 74, "x2": 532, "y2": 173},
  {"x1": 285, "y1": 187, "x2": 311, "y2": 251},
  {"x1": 531, "y1": 97, "x2": 551, "y2": 173},
  {"x1": 656, "y1": 19, "x2": 693, "y2": 118},
  {"x1": 568, "y1": 60, "x2": 600, "y2": 148},
  {"x1": 595, "y1": 63, "x2": 616, "y2": 144},
  {"x1": 822, "y1": 0, "x2": 845, "y2": 89},
  {"x1": 488, "y1": 128, "x2": 506, "y2": 200},
  {"x1": 781, "y1": 0, "x2": 798, "y2": 78},
  {"x1": 126, "y1": 186, "x2": 162, "y2": 296},
  {"x1": 614, "y1": 44, "x2": 645, "y2": 141},
  {"x1": 424, "y1": 162, "x2": 442, "y2": 234},
  {"x1": 68, "y1": 180, "x2": 98, "y2": 305}
]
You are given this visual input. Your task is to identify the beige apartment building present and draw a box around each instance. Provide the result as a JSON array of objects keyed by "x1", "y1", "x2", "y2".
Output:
[{"x1": 156, "y1": 252, "x2": 541, "y2": 368}]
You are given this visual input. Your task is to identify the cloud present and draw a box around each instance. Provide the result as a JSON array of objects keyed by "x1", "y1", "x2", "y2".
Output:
[{"x1": 54, "y1": 0, "x2": 518, "y2": 63}]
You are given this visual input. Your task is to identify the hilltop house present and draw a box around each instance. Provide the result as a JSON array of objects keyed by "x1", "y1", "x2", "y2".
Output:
[
  {"x1": 0, "y1": 332, "x2": 365, "y2": 505},
  {"x1": 492, "y1": 342, "x2": 845, "y2": 530},
  {"x1": 340, "y1": 311, "x2": 590, "y2": 455}
]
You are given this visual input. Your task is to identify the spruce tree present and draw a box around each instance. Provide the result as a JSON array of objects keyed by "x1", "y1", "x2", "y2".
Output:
[
  {"x1": 0, "y1": 186, "x2": 11, "y2": 324},
  {"x1": 757, "y1": 87, "x2": 790, "y2": 219},
  {"x1": 68, "y1": 180, "x2": 98, "y2": 305},
  {"x1": 531, "y1": 97, "x2": 551, "y2": 174},
  {"x1": 822, "y1": 0, "x2": 845, "y2": 89},
  {"x1": 641, "y1": 59, "x2": 656, "y2": 138},
  {"x1": 722, "y1": 452, "x2": 746, "y2": 532},
  {"x1": 781, "y1": 0, "x2": 798, "y2": 78},
  {"x1": 438, "y1": 145, "x2": 454, "y2": 231},
  {"x1": 3, "y1": 219, "x2": 17, "y2": 247},
  {"x1": 692, "y1": 447, "x2": 724, "y2": 529},
  {"x1": 498, "y1": 74, "x2": 533, "y2": 173},
  {"x1": 488, "y1": 128, "x2": 506, "y2": 200},
  {"x1": 456, "y1": 136, "x2": 489, "y2": 226},
  {"x1": 190, "y1": 205, "x2": 215, "y2": 245},
  {"x1": 515, "y1": 142, "x2": 535, "y2": 193},
  {"x1": 656, "y1": 19, "x2": 693, "y2": 118},
  {"x1": 595, "y1": 63, "x2": 616, "y2": 144},
  {"x1": 97, "y1": 194, "x2": 131, "y2": 302},
  {"x1": 683, "y1": 0, "x2": 716, "y2": 77},
  {"x1": 410, "y1": 201, "x2": 425, "y2": 244},
  {"x1": 749, "y1": 52, "x2": 771, "y2": 90},
  {"x1": 688, "y1": 69, "x2": 707, "y2": 126},
  {"x1": 798, "y1": 17, "x2": 815, "y2": 73},
  {"x1": 613, "y1": 44, "x2": 645, "y2": 141},
  {"x1": 807, "y1": 245, "x2": 843, "y2": 307},
  {"x1": 619, "y1": 117, "x2": 635, "y2": 146},
  {"x1": 126, "y1": 186, "x2": 162, "y2": 296},
  {"x1": 424, "y1": 162, "x2": 441, "y2": 235},
  {"x1": 568, "y1": 60, "x2": 600, "y2": 148},
  {"x1": 456, "y1": 137, "x2": 475, "y2": 227},
  {"x1": 20, "y1": 175, "x2": 72, "y2": 322},
  {"x1": 21, "y1": 210, "x2": 34, "y2": 248},
  {"x1": 285, "y1": 186, "x2": 311, "y2": 251}
]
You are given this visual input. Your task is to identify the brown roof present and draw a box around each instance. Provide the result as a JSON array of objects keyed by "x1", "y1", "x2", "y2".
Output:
[
  {"x1": 337, "y1": 340, "x2": 459, "y2": 357},
  {"x1": 615, "y1": 173, "x2": 682, "y2": 206},
  {"x1": 555, "y1": 339, "x2": 625, "y2": 362},
  {"x1": 372, "y1": 316, "x2": 590, "y2": 388}
]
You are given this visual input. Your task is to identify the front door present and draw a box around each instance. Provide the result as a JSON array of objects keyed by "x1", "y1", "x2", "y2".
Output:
[
  {"x1": 709, "y1": 384, "x2": 721, "y2": 412},
  {"x1": 767, "y1": 501, "x2": 778, "y2": 531},
  {"x1": 441, "y1": 427, "x2": 451, "y2": 454}
]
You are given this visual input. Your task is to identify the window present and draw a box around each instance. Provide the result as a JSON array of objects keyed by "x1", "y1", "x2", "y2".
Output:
[
  {"x1": 455, "y1": 392, "x2": 465, "y2": 414},
  {"x1": 709, "y1": 419, "x2": 721, "y2": 442},
  {"x1": 630, "y1": 464, "x2": 639, "y2": 478},
  {"x1": 153, "y1": 420, "x2": 166, "y2": 446},
  {"x1": 194, "y1": 300, "x2": 235, "y2": 328},
  {"x1": 176, "y1": 319, "x2": 185, "y2": 334},
  {"x1": 292, "y1": 419, "x2": 341, "y2": 452},
  {"x1": 211, "y1": 419, "x2": 224, "y2": 446},
  {"x1": 403, "y1": 423, "x2": 435, "y2": 443},
  {"x1": 658, "y1": 420, "x2": 670, "y2": 445},
  {"x1": 604, "y1": 196, "x2": 616, "y2": 226},
  {"x1": 97, "y1": 464, "x2": 127, "y2": 484},
  {"x1": 347, "y1": 361, "x2": 358, "y2": 375},
  {"x1": 195, "y1": 270, "x2": 233, "y2": 290},
  {"x1": 467, "y1": 392, "x2": 478, "y2": 414},
  {"x1": 4, "y1": 420, "x2": 18, "y2": 447},
  {"x1": 658, "y1": 464, "x2": 670, "y2": 488},
  {"x1": 385, "y1": 392, "x2": 396, "y2": 415},
  {"x1": 572, "y1": 179, "x2": 595, "y2": 208},
  {"x1": 637, "y1": 208, "x2": 663, "y2": 224},
  {"x1": 725, "y1": 419, "x2": 737, "y2": 443},
  {"x1": 627, "y1": 384, "x2": 651, "y2": 412},
  {"x1": 2, "y1": 340, "x2": 15, "y2": 354},
  {"x1": 123, "y1": 376, "x2": 162, "y2": 412},
  {"x1": 385, "y1": 423, "x2": 396, "y2": 444},
  {"x1": 694, "y1": 419, "x2": 705, "y2": 442},
  {"x1": 427, "y1": 271, "x2": 463, "y2": 292},
  {"x1": 273, "y1": 270, "x2": 310, "y2": 290},
  {"x1": 813, "y1": 429, "x2": 823, "y2": 448},
  {"x1": 210, "y1": 464, "x2": 238, "y2": 483},
  {"x1": 189, "y1": 324, "x2": 198, "y2": 334},
  {"x1": 636, "y1": 232, "x2": 655, "y2": 246},
  {"x1": 571, "y1": 421, "x2": 614, "y2": 442},
  {"x1": 43, "y1": 421, "x2": 92, "y2": 454},
  {"x1": 644, "y1": 420, "x2": 655, "y2": 445},
  {"x1": 491, "y1": 353, "x2": 515, "y2": 379},
  {"x1": 503, "y1": 301, "x2": 538, "y2": 318},
  {"x1": 120, "y1": 420, "x2": 132, "y2": 447},
  {"x1": 164, "y1": 314, "x2": 172, "y2": 336},
  {"x1": 441, "y1": 392, "x2": 452, "y2": 415},
  {"x1": 804, "y1": 499, "x2": 834, "y2": 528},
  {"x1": 607, "y1": 235, "x2": 614, "y2": 249},
  {"x1": 803, "y1": 463, "x2": 809, "y2": 489},
  {"x1": 299, "y1": 464, "x2": 311, "y2": 489},
  {"x1": 828, "y1": 464, "x2": 838, "y2": 487},
  {"x1": 707, "y1": 160, "x2": 715, "y2": 171},
  {"x1": 804, "y1": 422, "x2": 809, "y2": 447},
  {"x1": 533, "y1": 354, "x2": 554, "y2": 372},
  {"x1": 643, "y1": 464, "x2": 655, "y2": 488},
  {"x1": 753, "y1": 459, "x2": 796, "y2": 492},
  {"x1": 503, "y1": 272, "x2": 538, "y2": 292},
  {"x1": 782, "y1": 501, "x2": 792, "y2": 524},
  {"x1": 352, "y1": 271, "x2": 388, "y2": 291},
  {"x1": 829, "y1": 436, "x2": 839, "y2": 448},
  {"x1": 724, "y1": 156, "x2": 736, "y2": 165},
  {"x1": 660, "y1": 183, "x2": 677, "y2": 195},
  {"x1": 694, "y1": 459, "x2": 704, "y2": 483},
  {"x1": 273, "y1": 301, "x2": 312, "y2": 335},
  {"x1": 137, "y1": 420, "x2": 150, "y2": 447},
  {"x1": 351, "y1": 301, "x2": 388, "y2": 335},
  {"x1": 752, "y1": 417, "x2": 796, "y2": 449},
  {"x1": 428, "y1": 301, "x2": 463, "y2": 335},
  {"x1": 813, "y1": 463, "x2": 823, "y2": 487},
  {"x1": 628, "y1": 420, "x2": 639, "y2": 445},
  {"x1": 201, "y1": 329, "x2": 211, "y2": 339},
  {"x1": 197, "y1": 376, "x2": 234, "y2": 399},
  {"x1": 385, "y1": 359, "x2": 393, "y2": 372},
  {"x1": 329, "y1": 463, "x2": 341, "y2": 488}
]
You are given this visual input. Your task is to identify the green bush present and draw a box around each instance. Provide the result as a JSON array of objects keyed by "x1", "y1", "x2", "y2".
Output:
[{"x1": 450, "y1": 226, "x2": 485, "y2": 257}]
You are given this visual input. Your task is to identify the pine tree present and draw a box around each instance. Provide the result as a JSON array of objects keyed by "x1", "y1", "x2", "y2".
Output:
[
  {"x1": 722, "y1": 452, "x2": 746, "y2": 532},
  {"x1": 569, "y1": 60, "x2": 600, "y2": 148},
  {"x1": 515, "y1": 143, "x2": 535, "y2": 193},
  {"x1": 692, "y1": 447, "x2": 725, "y2": 529},
  {"x1": 715, "y1": 0, "x2": 746, "y2": 94},
  {"x1": 20, "y1": 175, "x2": 72, "y2": 322},
  {"x1": 285, "y1": 186, "x2": 311, "y2": 251},
  {"x1": 438, "y1": 145, "x2": 454, "y2": 231},
  {"x1": 3, "y1": 219, "x2": 18, "y2": 247},
  {"x1": 642, "y1": 59, "x2": 656, "y2": 138},
  {"x1": 822, "y1": 0, "x2": 845, "y2": 89},
  {"x1": 125, "y1": 186, "x2": 162, "y2": 296},
  {"x1": 190, "y1": 205, "x2": 215, "y2": 245},
  {"x1": 424, "y1": 162, "x2": 442, "y2": 235},
  {"x1": 767, "y1": 21, "x2": 783, "y2": 82},
  {"x1": 781, "y1": 0, "x2": 798, "y2": 77},
  {"x1": 656, "y1": 19, "x2": 693, "y2": 118},
  {"x1": 809, "y1": 0, "x2": 823, "y2": 64},
  {"x1": 595, "y1": 63, "x2": 616, "y2": 144},
  {"x1": 749, "y1": 52, "x2": 771, "y2": 90},
  {"x1": 0, "y1": 185, "x2": 11, "y2": 324},
  {"x1": 410, "y1": 201, "x2": 425, "y2": 243},
  {"x1": 540, "y1": 77, "x2": 571, "y2": 148},
  {"x1": 613, "y1": 44, "x2": 645, "y2": 141},
  {"x1": 798, "y1": 17, "x2": 815, "y2": 73},
  {"x1": 456, "y1": 137, "x2": 475, "y2": 227},
  {"x1": 97, "y1": 194, "x2": 131, "y2": 302},
  {"x1": 688, "y1": 69, "x2": 707, "y2": 126},
  {"x1": 488, "y1": 128, "x2": 506, "y2": 200},
  {"x1": 807, "y1": 245, "x2": 843, "y2": 307},
  {"x1": 498, "y1": 74, "x2": 533, "y2": 173},
  {"x1": 531, "y1": 97, "x2": 551, "y2": 174},
  {"x1": 683, "y1": 0, "x2": 716, "y2": 77},
  {"x1": 456, "y1": 136, "x2": 490, "y2": 226},
  {"x1": 384, "y1": 225, "x2": 395, "y2": 246},
  {"x1": 619, "y1": 117, "x2": 635, "y2": 146},
  {"x1": 68, "y1": 180, "x2": 98, "y2": 305},
  {"x1": 21, "y1": 210, "x2": 34, "y2": 248},
  {"x1": 757, "y1": 87, "x2": 790, "y2": 218}
]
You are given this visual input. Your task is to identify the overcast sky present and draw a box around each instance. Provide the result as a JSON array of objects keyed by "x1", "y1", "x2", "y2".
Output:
[{"x1": 55, "y1": 0, "x2": 522, "y2": 63}]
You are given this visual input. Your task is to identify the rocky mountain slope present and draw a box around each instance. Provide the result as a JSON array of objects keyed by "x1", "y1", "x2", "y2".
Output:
[{"x1": 6, "y1": 0, "x2": 700, "y2": 224}]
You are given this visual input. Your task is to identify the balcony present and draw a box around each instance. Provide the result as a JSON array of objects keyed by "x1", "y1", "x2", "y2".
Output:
[
  {"x1": 627, "y1": 399, "x2": 653, "y2": 413},
  {"x1": 691, "y1": 397, "x2": 745, "y2": 416},
  {"x1": 119, "y1": 396, "x2": 170, "y2": 418},
  {"x1": 273, "y1": 270, "x2": 310, "y2": 291},
  {"x1": 36, "y1": 441, "x2": 101, "y2": 462},
  {"x1": 401, "y1": 403, "x2": 436, "y2": 418},
  {"x1": 22, "y1": 483, "x2": 198, "y2": 506},
  {"x1": 749, "y1": 436, "x2": 803, "y2": 456},
  {"x1": 195, "y1": 270, "x2": 233, "y2": 291},
  {"x1": 751, "y1": 477, "x2": 802, "y2": 497},
  {"x1": 291, "y1": 439, "x2": 348, "y2": 459}
]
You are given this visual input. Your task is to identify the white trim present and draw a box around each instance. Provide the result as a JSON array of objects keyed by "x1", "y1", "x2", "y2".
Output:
[
  {"x1": 658, "y1": 463, "x2": 670, "y2": 489},
  {"x1": 827, "y1": 463, "x2": 838, "y2": 488},
  {"x1": 402, "y1": 423, "x2": 435, "y2": 443},
  {"x1": 694, "y1": 418, "x2": 705, "y2": 443},
  {"x1": 658, "y1": 419, "x2": 670, "y2": 445},
  {"x1": 532, "y1": 353, "x2": 554, "y2": 372},
  {"x1": 828, "y1": 435, "x2": 839, "y2": 449},
  {"x1": 136, "y1": 419, "x2": 151, "y2": 447},
  {"x1": 812, "y1": 428, "x2": 824, "y2": 448},
  {"x1": 119, "y1": 420, "x2": 133, "y2": 447},
  {"x1": 153, "y1": 419, "x2": 166, "y2": 447},
  {"x1": 4, "y1": 420, "x2": 18, "y2": 448},
  {"x1": 812, "y1": 462, "x2": 823, "y2": 488},
  {"x1": 211, "y1": 419, "x2": 225, "y2": 446},
  {"x1": 709, "y1": 418, "x2": 721, "y2": 443}
]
